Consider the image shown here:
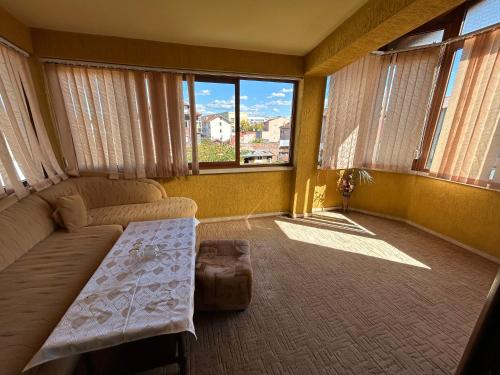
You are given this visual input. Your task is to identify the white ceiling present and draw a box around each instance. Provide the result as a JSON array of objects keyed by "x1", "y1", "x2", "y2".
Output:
[{"x1": 0, "y1": 0, "x2": 368, "y2": 55}]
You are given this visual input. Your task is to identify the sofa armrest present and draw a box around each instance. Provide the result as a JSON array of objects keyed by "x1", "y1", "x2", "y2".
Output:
[{"x1": 138, "y1": 179, "x2": 168, "y2": 198}]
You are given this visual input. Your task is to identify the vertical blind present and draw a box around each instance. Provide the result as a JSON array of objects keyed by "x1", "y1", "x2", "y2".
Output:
[
  {"x1": 320, "y1": 47, "x2": 441, "y2": 172},
  {"x1": 0, "y1": 45, "x2": 66, "y2": 198},
  {"x1": 429, "y1": 28, "x2": 500, "y2": 188},
  {"x1": 46, "y1": 64, "x2": 191, "y2": 179}
]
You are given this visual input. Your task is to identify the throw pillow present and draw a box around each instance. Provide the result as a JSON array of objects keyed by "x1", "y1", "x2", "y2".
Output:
[{"x1": 56, "y1": 194, "x2": 91, "y2": 232}]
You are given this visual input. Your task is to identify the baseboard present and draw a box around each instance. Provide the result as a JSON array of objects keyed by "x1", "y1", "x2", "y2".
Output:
[
  {"x1": 199, "y1": 211, "x2": 288, "y2": 223},
  {"x1": 329, "y1": 207, "x2": 500, "y2": 265}
]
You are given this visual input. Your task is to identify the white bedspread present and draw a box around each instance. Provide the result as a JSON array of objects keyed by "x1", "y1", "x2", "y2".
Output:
[{"x1": 26, "y1": 218, "x2": 198, "y2": 370}]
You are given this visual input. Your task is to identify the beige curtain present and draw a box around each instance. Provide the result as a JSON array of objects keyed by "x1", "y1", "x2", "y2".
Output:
[
  {"x1": 429, "y1": 29, "x2": 500, "y2": 189},
  {"x1": 45, "y1": 63, "x2": 189, "y2": 178},
  {"x1": 320, "y1": 47, "x2": 440, "y2": 172},
  {"x1": 320, "y1": 54, "x2": 391, "y2": 169},
  {"x1": 0, "y1": 45, "x2": 66, "y2": 198}
]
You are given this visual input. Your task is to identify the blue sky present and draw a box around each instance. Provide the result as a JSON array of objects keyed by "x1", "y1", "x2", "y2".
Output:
[{"x1": 183, "y1": 80, "x2": 294, "y2": 118}]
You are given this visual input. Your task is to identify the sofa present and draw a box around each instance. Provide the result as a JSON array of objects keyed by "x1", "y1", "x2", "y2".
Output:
[{"x1": 0, "y1": 177, "x2": 197, "y2": 375}]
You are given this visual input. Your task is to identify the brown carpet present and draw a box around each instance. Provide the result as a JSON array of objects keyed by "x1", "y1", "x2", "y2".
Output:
[{"x1": 185, "y1": 211, "x2": 498, "y2": 375}]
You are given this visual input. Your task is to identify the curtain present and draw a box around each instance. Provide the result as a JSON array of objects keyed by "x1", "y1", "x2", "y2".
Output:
[
  {"x1": 45, "y1": 63, "x2": 189, "y2": 178},
  {"x1": 320, "y1": 47, "x2": 440, "y2": 172},
  {"x1": 0, "y1": 45, "x2": 66, "y2": 198},
  {"x1": 320, "y1": 54, "x2": 390, "y2": 169},
  {"x1": 429, "y1": 29, "x2": 500, "y2": 188}
]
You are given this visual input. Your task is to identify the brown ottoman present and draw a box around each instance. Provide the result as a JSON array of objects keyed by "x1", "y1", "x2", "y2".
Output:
[{"x1": 195, "y1": 240, "x2": 252, "y2": 311}]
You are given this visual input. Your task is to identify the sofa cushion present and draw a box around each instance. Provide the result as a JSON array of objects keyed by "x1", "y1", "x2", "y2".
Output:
[
  {"x1": 73, "y1": 177, "x2": 165, "y2": 209},
  {"x1": 37, "y1": 177, "x2": 166, "y2": 210},
  {"x1": 89, "y1": 197, "x2": 198, "y2": 227},
  {"x1": 0, "y1": 194, "x2": 56, "y2": 272},
  {"x1": 0, "y1": 224, "x2": 122, "y2": 375}
]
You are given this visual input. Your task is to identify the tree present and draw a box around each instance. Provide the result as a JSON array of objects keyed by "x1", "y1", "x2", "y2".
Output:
[
  {"x1": 240, "y1": 119, "x2": 264, "y2": 132},
  {"x1": 241, "y1": 119, "x2": 252, "y2": 132},
  {"x1": 197, "y1": 139, "x2": 235, "y2": 162}
]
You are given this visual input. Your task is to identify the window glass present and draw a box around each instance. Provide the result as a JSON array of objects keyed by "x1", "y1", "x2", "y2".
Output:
[
  {"x1": 390, "y1": 29, "x2": 444, "y2": 50},
  {"x1": 461, "y1": 0, "x2": 500, "y2": 35},
  {"x1": 426, "y1": 48, "x2": 463, "y2": 168},
  {"x1": 239, "y1": 80, "x2": 294, "y2": 164},
  {"x1": 184, "y1": 80, "x2": 237, "y2": 163}
]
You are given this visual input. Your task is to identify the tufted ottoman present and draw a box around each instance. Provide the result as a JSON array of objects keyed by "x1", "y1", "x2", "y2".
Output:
[{"x1": 195, "y1": 240, "x2": 252, "y2": 311}]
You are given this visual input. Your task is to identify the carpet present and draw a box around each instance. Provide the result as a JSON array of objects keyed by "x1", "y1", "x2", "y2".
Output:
[{"x1": 184, "y1": 211, "x2": 498, "y2": 374}]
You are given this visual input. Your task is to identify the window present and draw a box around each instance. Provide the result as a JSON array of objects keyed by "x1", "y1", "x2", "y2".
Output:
[
  {"x1": 425, "y1": 48, "x2": 463, "y2": 169},
  {"x1": 388, "y1": 29, "x2": 444, "y2": 50},
  {"x1": 461, "y1": 0, "x2": 500, "y2": 35},
  {"x1": 239, "y1": 79, "x2": 295, "y2": 165},
  {"x1": 185, "y1": 76, "x2": 297, "y2": 168}
]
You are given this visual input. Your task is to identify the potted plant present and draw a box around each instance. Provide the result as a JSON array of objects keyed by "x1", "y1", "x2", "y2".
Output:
[{"x1": 337, "y1": 168, "x2": 373, "y2": 212}]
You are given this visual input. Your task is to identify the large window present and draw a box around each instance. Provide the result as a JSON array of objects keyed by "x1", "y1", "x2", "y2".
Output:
[
  {"x1": 319, "y1": 0, "x2": 500, "y2": 190},
  {"x1": 185, "y1": 76, "x2": 297, "y2": 168}
]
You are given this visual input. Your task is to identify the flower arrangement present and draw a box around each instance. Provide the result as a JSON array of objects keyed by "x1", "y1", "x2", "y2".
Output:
[{"x1": 337, "y1": 168, "x2": 373, "y2": 212}]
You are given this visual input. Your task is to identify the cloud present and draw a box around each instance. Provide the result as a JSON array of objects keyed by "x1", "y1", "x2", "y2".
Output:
[
  {"x1": 240, "y1": 95, "x2": 249, "y2": 100},
  {"x1": 281, "y1": 88, "x2": 293, "y2": 93},
  {"x1": 196, "y1": 89, "x2": 211, "y2": 96},
  {"x1": 267, "y1": 92, "x2": 286, "y2": 98},
  {"x1": 267, "y1": 99, "x2": 292, "y2": 106},
  {"x1": 206, "y1": 99, "x2": 235, "y2": 110},
  {"x1": 273, "y1": 108, "x2": 279, "y2": 112}
]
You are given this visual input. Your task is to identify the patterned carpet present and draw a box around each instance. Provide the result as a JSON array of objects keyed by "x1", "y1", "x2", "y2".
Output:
[{"x1": 183, "y1": 212, "x2": 498, "y2": 375}]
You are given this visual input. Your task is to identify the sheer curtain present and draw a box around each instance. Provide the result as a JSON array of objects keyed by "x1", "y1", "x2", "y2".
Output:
[
  {"x1": 320, "y1": 47, "x2": 441, "y2": 172},
  {"x1": 320, "y1": 54, "x2": 390, "y2": 169},
  {"x1": 0, "y1": 45, "x2": 66, "y2": 198},
  {"x1": 46, "y1": 63, "x2": 189, "y2": 179},
  {"x1": 429, "y1": 29, "x2": 500, "y2": 188}
]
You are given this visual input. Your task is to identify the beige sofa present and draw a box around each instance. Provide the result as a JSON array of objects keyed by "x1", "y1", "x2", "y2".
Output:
[{"x1": 0, "y1": 177, "x2": 197, "y2": 375}]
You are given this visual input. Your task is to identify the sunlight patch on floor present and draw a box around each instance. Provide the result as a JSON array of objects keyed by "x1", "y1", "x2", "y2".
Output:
[{"x1": 275, "y1": 218, "x2": 430, "y2": 269}]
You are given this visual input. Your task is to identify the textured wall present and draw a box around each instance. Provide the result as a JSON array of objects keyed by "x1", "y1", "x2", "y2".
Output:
[
  {"x1": 31, "y1": 29, "x2": 303, "y2": 78},
  {"x1": 290, "y1": 76, "x2": 326, "y2": 215},
  {"x1": 159, "y1": 171, "x2": 293, "y2": 219},
  {"x1": 305, "y1": 0, "x2": 465, "y2": 75},
  {"x1": 0, "y1": 6, "x2": 32, "y2": 52}
]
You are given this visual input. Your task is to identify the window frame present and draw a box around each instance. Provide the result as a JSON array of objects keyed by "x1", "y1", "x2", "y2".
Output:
[
  {"x1": 410, "y1": 3, "x2": 468, "y2": 171},
  {"x1": 186, "y1": 74, "x2": 298, "y2": 170}
]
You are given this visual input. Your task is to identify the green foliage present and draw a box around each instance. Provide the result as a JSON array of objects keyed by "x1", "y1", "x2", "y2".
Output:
[
  {"x1": 241, "y1": 119, "x2": 264, "y2": 132},
  {"x1": 197, "y1": 139, "x2": 235, "y2": 162}
]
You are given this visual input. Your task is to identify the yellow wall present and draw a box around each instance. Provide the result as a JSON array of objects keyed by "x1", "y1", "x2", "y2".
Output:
[
  {"x1": 159, "y1": 171, "x2": 293, "y2": 219},
  {"x1": 31, "y1": 29, "x2": 303, "y2": 78},
  {"x1": 311, "y1": 170, "x2": 500, "y2": 259},
  {"x1": 0, "y1": 6, "x2": 32, "y2": 52},
  {"x1": 306, "y1": 0, "x2": 466, "y2": 75}
]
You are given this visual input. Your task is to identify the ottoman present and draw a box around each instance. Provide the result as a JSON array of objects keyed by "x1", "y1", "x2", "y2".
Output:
[{"x1": 195, "y1": 240, "x2": 252, "y2": 311}]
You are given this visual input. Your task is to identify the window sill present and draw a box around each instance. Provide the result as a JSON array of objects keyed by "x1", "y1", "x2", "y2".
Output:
[{"x1": 198, "y1": 165, "x2": 294, "y2": 175}]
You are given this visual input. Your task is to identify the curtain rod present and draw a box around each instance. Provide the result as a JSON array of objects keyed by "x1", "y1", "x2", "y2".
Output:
[
  {"x1": 0, "y1": 36, "x2": 29, "y2": 57},
  {"x1": 39, "y1": 57, "x2": 302, "y2": 81},
  {"x1": 372, "y1": 22, "x2": 500, "y2": 56}
]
